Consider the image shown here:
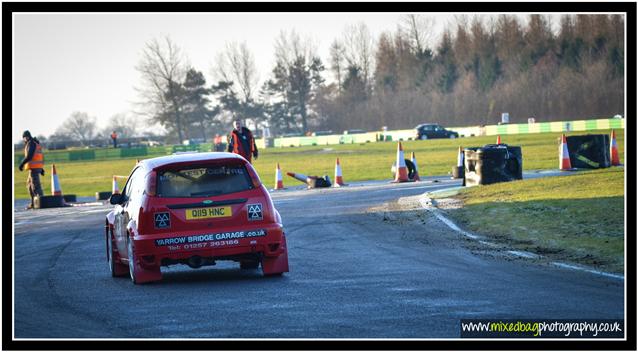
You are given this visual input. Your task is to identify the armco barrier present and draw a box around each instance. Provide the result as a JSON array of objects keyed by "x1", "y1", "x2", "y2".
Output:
[
  {"x1": 481, "y1": 118, "x2": 624, "y2": 136},
  {"x1": 269, "y1": 118, "x2": 623, "y2": 148}
]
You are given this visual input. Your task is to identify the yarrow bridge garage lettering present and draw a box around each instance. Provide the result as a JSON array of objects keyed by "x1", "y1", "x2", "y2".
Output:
[{"x1": 155, "y1": 230, "x2": 267, "y2": 246}]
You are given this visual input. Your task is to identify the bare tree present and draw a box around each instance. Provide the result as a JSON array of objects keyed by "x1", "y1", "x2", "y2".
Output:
[
  {"x1": 399, "y1": 14, "x2": 436, "y2": 55},
  {"x1": 341, "y1": 22, "x2": 375, "y2": 89},
  {"x1": 56, "y1": 111, "x2": 97, "y2": 145},
  {"x1": 212, "y1": 41, "x2": 264, "y2": 128},
  {"x1": 135, "y1": 35, "x2": 188, "y2": 142},
  {"x1": 329, "y1": 39, "x2": 346, "y2": 93},
  {"x1": 214, "y1": 41, "x2": 260, "y2": 104},
  {"x1": 263, "y1": 30, "x2": 325, "y2": 133},
  {"x1": 103, "y1": 113, "x2": 139, "y2": 138}
]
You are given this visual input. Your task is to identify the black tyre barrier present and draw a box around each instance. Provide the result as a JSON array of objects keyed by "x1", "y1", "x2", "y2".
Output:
[
  {"x1": 464, "y1": 144, "x2": 523, "y2": 187},
  {"x1": 96, "y1": 191, "x2": 112, "y2": 201},
  {"x1": 565, "y1": 134, "x2": 610, "y2": 169},
  {"x1": 452, "y1": 165, "x2": 464, "y2": 179},
  {"x1": 306, "y1": 176, "x2": 332, "y2": 188},
  {"x1": 63, "y1": 194, "x2": 77, "y2": 203},
  {"x1": 390, "y1": 159, "x2": 417, "y2": 181},
  {"x1": 405, "y1": 159, "x2": 416, "y2": 180},
  {"x1": 34, "y1": 195, "x2": 65, "y2": 209}
]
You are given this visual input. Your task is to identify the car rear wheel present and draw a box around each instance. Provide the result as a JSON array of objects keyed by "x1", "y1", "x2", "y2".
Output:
[
  {"x1": 449, "y1": 134, "x2": 457, "y2": 139},
  {"x1": 127, "y1": 236, "x2": 138, "y2": 284},
  {"x1": 420, "y1": 135, "x2": 428, "y2": 140},
  {"x1": 107, "y1": 228, "x2": 128, "y2": 277}
]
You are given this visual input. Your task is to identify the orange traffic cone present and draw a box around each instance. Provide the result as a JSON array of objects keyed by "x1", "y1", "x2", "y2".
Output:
[
  {"x1": 334, "y1": 158, "x2": 345, "y2": 187},
  {"x1": 610, "y1": 130, "x2": 620, "y2": 166},
  {"x1": 411, "y1": 152, "x2": 421, "y2": 181},
  {"x1": 112, "y1": 176, "x2": 120, "y2": 195},
  {"x1": 559, "y1": 134, "x2": 573, "y2": 171},
  {"x1": 51, "y1": 164, "x2": 62, "y2": 196},
  {"x1": 286, "y1": 172, "x2": 310, "y2": 184},
  {"x1": 392, "y1": 142, "x2": 410, "y2": 183},
  {"x1": 274, "y1": 163, "x2": 285, "y2": 190},
  {"x1": 496, "y1": 135, "x2": 502, "y2": 144}
]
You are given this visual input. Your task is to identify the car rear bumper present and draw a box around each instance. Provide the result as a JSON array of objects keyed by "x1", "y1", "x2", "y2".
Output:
[{"x1": 132, "y1": 223, "x2": 287, "y2": 267}]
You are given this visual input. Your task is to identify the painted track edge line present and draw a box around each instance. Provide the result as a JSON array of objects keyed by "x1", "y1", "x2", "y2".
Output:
[{"x1": 418, "y1": 195, "x2": 624, "y2": 281}]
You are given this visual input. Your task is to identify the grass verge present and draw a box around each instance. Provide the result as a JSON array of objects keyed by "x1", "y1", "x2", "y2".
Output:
[
  {"x1": 13, "y1": 129, "x2": 624, "y2": 199},
  {"x1": 438, "y1": 167, "x2": 625, "y2": 273}
]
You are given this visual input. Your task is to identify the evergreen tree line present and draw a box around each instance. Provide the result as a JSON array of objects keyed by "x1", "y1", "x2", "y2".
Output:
[{"x1": 135, "y1": 14, "x2": 624, "y2": 143}]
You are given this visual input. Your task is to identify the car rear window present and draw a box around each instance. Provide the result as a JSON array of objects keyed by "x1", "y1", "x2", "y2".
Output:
[{"x1": 157, "y1": 164, "x2": 253, "y2": 198}]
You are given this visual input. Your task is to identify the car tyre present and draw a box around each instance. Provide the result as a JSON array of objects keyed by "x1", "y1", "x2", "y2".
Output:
[
  {"x1": 107, "y1": 228, "x2": 128, "y2": 277},
  {"x1": 127, "y1": 236, "x2": 139, "y2": 284},
  {"x1": 420, "y1": 135, "x2": 428, "y2": 140},
  {"x1": 449, "y1": 134, "x2": 457, "y2": 139}
]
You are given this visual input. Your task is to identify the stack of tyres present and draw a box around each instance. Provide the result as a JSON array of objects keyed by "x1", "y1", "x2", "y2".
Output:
[
  {"x1": 565, "y1": 134, "x2": 610, "y2": 169},
  {"x1": 464, "y1": 144, "x2": 523, "y2": 187},
  {"x1": 34, "y1": 195, "x2": 65, "y2": 208}
]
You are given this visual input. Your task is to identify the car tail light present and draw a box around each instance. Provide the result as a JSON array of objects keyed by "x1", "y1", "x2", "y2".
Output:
[
  {"x1": 146, "y1": 171, "x2": 157, "y2": 196},
  {"x1": 245, "y1": 163, "x2": 262, "y2": 188}
]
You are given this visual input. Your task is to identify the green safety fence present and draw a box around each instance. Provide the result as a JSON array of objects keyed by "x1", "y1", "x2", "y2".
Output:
[
  {"x1": 68, "y1": 149, "x2": 96, "y2": 161},
  {"x1": 198, "y1": 143, "x2": 213, "y2": 152},
  {"x1": 170, "y1": 145, "x2": 199, "y2": 153},
  {"x1": 15, "y1": 146, "x2": 151, "y2": 164},
  {"x1": 13, "y1": 118, "x2": 626, "y2": 163},
  {"x1": 95, "y1": 148, "x2": 122, "y2": 159},
  {"x1": 120, "y1": 147, "x2": 148, "y2": 158}
]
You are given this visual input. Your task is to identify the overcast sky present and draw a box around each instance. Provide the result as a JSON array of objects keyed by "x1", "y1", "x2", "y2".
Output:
[{"x1": 12, "y1": 12, "x2": 559, "y2": 142}]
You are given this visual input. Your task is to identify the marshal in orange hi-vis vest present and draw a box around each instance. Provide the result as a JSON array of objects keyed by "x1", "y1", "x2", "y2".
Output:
[{"x1": 25, "y1": 142, "x2": 44, "y2": 170}]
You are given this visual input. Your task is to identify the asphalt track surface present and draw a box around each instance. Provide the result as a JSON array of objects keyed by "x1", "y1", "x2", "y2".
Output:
[{"x1": 12, "y1": 172, "x2": 624, "y2": 338}]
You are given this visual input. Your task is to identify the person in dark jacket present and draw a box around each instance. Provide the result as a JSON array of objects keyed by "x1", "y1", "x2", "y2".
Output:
[
  {"x1": 18, "y1": 130, "x2": 45, "y2": 209},
  {"x1": 227, "y1": 120, "x2": 258, "y2": 163}
]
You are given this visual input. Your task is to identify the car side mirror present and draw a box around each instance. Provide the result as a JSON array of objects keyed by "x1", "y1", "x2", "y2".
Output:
[{"x1": 109, "y1": 193, "x2": 125, "y2": 205}]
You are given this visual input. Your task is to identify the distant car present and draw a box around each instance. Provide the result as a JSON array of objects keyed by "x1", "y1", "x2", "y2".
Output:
[
  {"x1": 105, "y1": 152, "x2": 289, "y2": 284},
  {"x1": 343, "y1": 129, "x2": 366, "y2": 135},
  {"x1": 414, "y1": 124, "x2": 458, "y2": 140}
]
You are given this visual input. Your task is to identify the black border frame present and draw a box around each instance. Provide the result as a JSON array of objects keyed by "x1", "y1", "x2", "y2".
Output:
[{"x1": 3, "y1": 2, "x2": 636, "y2": 350}]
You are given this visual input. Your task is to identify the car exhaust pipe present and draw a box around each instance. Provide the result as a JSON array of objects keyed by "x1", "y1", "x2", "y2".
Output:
[{"x1": 187, "y1": 256, "x2": 203, "y2": 269}]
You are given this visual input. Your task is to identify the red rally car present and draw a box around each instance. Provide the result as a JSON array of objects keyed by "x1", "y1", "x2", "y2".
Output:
[{"x1": 105, "y1": 152, "x2": 289, "y2": 284}]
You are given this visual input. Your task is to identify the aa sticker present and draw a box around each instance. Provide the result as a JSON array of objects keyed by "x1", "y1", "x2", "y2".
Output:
[
  {"x1": 154, "y1": 212, "x2": 171, "y2": 229},
  {"x1": 247, "y1": 203, "x2": 263, "y2": 221}
]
